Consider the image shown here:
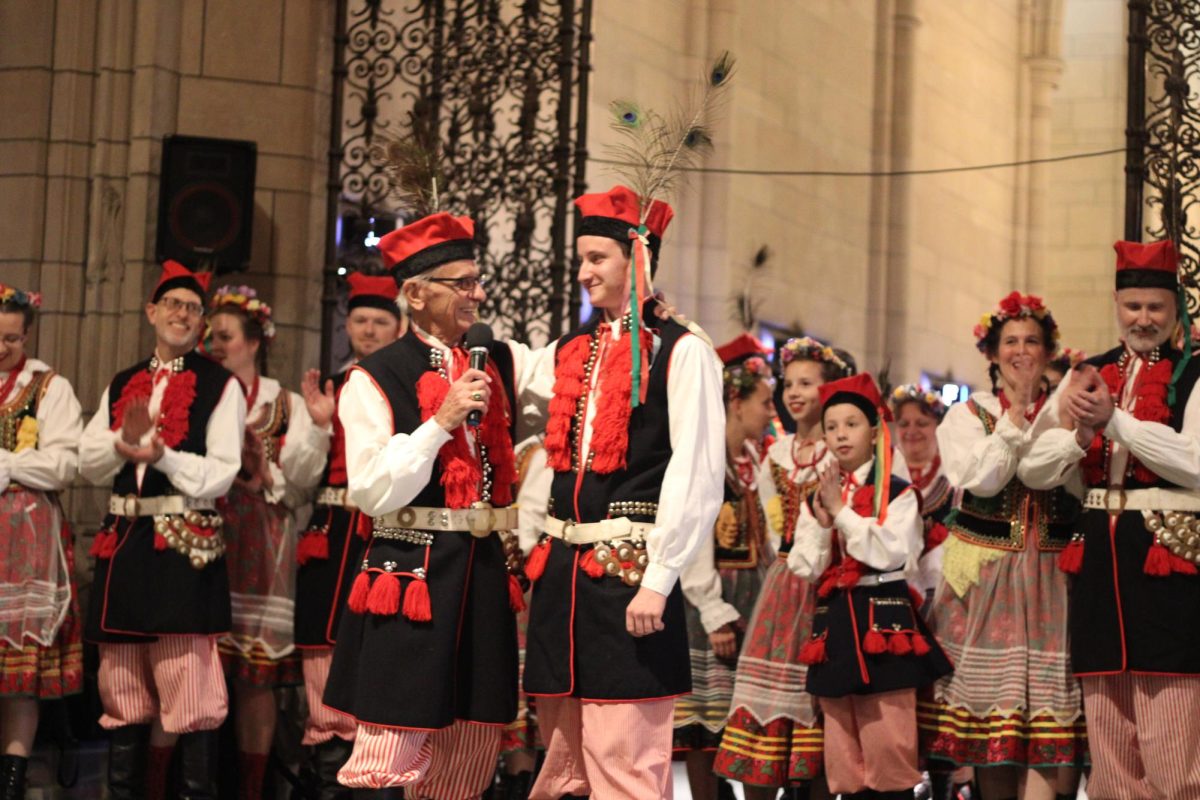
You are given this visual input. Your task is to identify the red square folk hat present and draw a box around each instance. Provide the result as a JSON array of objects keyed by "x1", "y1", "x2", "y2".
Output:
[
  {"x1": 818, "y1": 373, "x2": 890, "y2": 425},
  {"x1": 574, "y1": 185, "x2": 673, "y2": 267},
  {"x1": 1114, "y1": 239, "x2": 1179, "y2": 291},
  {"x1": 377, "y1": 213, "x2": 476, "y2": 283},
  {"x1": 346, "y1": 272, "x2": 401, "y2": 316},
  {"x1": 151, "y1": 260, "x2": 212, "y2": 303}
]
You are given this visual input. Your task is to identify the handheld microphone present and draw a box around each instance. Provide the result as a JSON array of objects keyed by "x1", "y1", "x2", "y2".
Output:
[{"x1": 465, "y1": 322, "x2": 494, "y2": 428}]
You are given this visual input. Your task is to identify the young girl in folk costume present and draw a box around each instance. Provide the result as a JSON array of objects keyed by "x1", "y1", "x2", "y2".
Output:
[
  {"x1": 675, "y1": 334, "x2": 777, "y2": 800},
  {"x1": 890, "y1": 384, "x2": 954, "y2": 604},
  {"x1": 789, "y1": 373, "x2": 952, "y2": 800},
  {"x1": 919, "y1": 293, "x2": 1086, "y2": 800},
  {"x1": 0, "y1": 286, "x2": 83, "y2": 798},
  {"x1": 206, "y1": 286, "x2": 330, "y2": 799},
  {"x1": 714, "y1": 337, "x2": 854, "y2": 800}
]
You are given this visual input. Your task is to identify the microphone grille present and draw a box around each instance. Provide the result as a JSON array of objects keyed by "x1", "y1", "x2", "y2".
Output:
[{"x1": 465, "y1": 322, "x2": 494, "y2": 349}]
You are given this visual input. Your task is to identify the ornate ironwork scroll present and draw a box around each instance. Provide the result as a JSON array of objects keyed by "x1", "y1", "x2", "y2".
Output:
[
  {"x1": 1126, "y1": 0, "x2": 1200, "y2": 316},
  {"x1": 322, "y1": 0, "x2": 592, "y2": 369}
]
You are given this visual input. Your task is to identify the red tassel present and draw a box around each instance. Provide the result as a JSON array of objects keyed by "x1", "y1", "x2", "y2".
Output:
[
  {"x1": 508, "y1": 574, "x2": 527, "y2": 613},
  {"x1": 347, "y1": 571, "x2": 372, "y2": 614},
  {"x1": 1057, "y1": 537, "x2": 1084, "y2": 575},
  {"x1": 911, "y1": 632, "x2": 932, "y2": 656},
  {"x1": 799, "y1": 636, "x2": 827, "y2": 665},
  {"x1": 366, "y1": 571, "x2": 401, "y2": 616},
  {"x1": 296, "y1": 533, "x2": 329, "y2": 565},
  {"x1": 1170, "y1": 554, "x2": 1199, "y2": 575},
  {"x1": 579, "y1": 549, "x2": 606, "y2": 579},
  {"x1": 1144, "y1": 541, "x2": 1172, "y2": 577},
  {"x1": 90, "y1": 530, "x2": 114, "y2": 558},
  {"x1": 153, "y1": 531, "x2": 168, "y2": 551},
  {"x1": 402, "y1": 577, "x2": 433, "y2": 622},
  {"x1": 889, "y1": 631, "x2": 913, "y2": 656},
  {"x1": 525, "y1": 539, "x2": 551, "y2": 583},
  {"x1": 356, "y1": 512, "x2": 373, "y2": 540},
  {"x1": 863, "y1": 628, "x2": 887, "y2": 655}
]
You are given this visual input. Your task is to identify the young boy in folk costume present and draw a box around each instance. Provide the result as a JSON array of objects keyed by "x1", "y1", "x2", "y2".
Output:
[
  {"x1": 674, "y1": 334, "x2": 776, "y2": 800},
  {"x1": 1025, "y1": 239, "x2": 1200, "y2": 799},
  {"x1": 788, "y1": 374, "x2": 952, "y2": 800},
  {"x1": 205, "y1": 285, "x2": 330, "y2": 799},
  {"x1": 522, "y1": 185, "x2": 725, "y2": 799},
  {"x1": 714, "y1": 338, "x2": 854, "y2": 800},
  {"x1": 0, "y1": 285, "x2": 84, "y2": 798},
  {"x1": 323, "y1": 212, "x2": 551, "y2": 797},
  {"x1": 295, "y1": 272, "x2": 404, "y2": 797},
  {"x1": 80, "y1": 261, "x2": 246, "y2": 799}
]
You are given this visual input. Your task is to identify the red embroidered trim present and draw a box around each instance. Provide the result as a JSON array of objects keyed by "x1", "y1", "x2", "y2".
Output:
[
  {"x1": 997, "y1": 389, "x2": 1048, "y2": 422},
  {"x1": 109, "y1": 367, "x2": 196, "y2": 449},
  {"x1": 816, "y1": 482, "x2": 873, "y2": 597},
  {"x1": 0, "y1": 356, "x2": 27, "y2": 406},
  {"x1": 544, "y1": 326, "x2": 653, "y2": 475},
  {"x1": 1081, "y1": 357, "x2": 1172, "y2": 486},
  {"x1": 416, "y1": 359, "x2": 515, "y2": 509}
]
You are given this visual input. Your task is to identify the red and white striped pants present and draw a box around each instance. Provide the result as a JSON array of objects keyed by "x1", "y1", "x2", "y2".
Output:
[
  {"x1": 1082, "y1": 673, "x2": 1200, "y2": 800},
  {"x1": 301, "y1": 650, "x2": 356, "y2": 745},
  {"x1": 97, "y1": 636, "x2": 227, "y2": 734},
  {"x1": 337, "y1": 720, "x2": 501, "y2": 798},
  {"x1": 529, "y1": 696, "x2": 675, "y2": 800}
]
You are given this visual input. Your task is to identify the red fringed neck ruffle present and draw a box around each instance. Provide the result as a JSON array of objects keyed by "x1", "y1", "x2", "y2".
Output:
[
  {"x1": 544, "y1": 324, "x2": 653, "y2": 474},
  {"x1": 416, "y1": 357, "x2": 516, "y2": 509},
  {"x1": 109, "y1": 366, "x2": 197, "y2": 449},
  {"x1": 1081, "y1": 356, "x2": 1171, "y2": 486}
]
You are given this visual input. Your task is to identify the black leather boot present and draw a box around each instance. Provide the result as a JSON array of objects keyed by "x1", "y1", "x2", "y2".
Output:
[
  {"x1": 177, "y1": 730, "x2": 218, "y2": 800},
  {"x1": 108, "y1": 724, "x2": 150, "y2": 800},
  {"x1": 0, "y1": 755, "x2": 28, "y2": 800},
  {"x1": 312, "y1": 738, "x2": 354, "y2": 800}
]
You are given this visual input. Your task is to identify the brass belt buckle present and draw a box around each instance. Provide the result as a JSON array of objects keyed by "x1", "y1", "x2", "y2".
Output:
[
  {"x1": 467, "y1": 501, "x2": 495, "y2": 538},
  {"x1": 1103, "y1": 487, "x2": 1127, "y2": 517},
  {"x1": 122, "y1": 494, "x2": 140, "y2": 518},
  {"x1": 560, "y1": 520, "x2": 576, "y2": 544}
]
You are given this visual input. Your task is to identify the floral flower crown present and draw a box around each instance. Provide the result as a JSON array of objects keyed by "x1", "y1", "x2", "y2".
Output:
[
  {"x1": 212, "y1": 285, "x2": 276, "y2": 341},
  {"x1": 890, "y1": 383, "x2": 946, "y2": 420},
  {"x1": 972, "y1": 291, "x2": 1060, "y2": 355},
  {"x1": 723, "y1": 356, "x2": 775, "y2": 401},
  {"x1": 778, "y1": 336, "x2": 850, "y2": 376},
  {"x1": 0, "y1": 284, "x2": 42, "y2": 310}
]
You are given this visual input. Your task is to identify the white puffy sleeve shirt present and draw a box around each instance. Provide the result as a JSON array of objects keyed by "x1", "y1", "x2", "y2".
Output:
[
  {"x1": 787, "y1": 459, "x2": 923, "y2": 581},
  {"x1": 250, "y1": 378, "x2": 330, "y2": 507},
  {"x1": 342, "y1": 334, "x2": 555, "y2": 518},
  {"x1": 0, "y1": 358, "x2": 81, "y2": 492},
  {"x1": 79, "y1": 360, "x2": 246, "y2": 499}
]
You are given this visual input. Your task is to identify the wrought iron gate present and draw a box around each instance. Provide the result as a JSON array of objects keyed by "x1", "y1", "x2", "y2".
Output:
[
  {"x1": 1125, "y1": 0, "x2": 1200, "y2": 316},
  {"x1": 322, "y1": 0, "x2": 592, "y2": 369}
]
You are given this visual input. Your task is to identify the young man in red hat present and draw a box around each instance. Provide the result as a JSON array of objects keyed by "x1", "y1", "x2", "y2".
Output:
[
  {"x1": 522, "y1": 185, "x2": 725, "y2": 799},
  {"x1": 294, "y1": 271, "x2": 405, "y2": 797},
  {"x1": 323, "y1": 213, "x2": 551, "y2": 797},
  {"x1": 1026, "y1": 239, "x2": 1200, "y2": 799},
  {"x1": 79, "y1": 260, "x2": 246, "y2": 799}
]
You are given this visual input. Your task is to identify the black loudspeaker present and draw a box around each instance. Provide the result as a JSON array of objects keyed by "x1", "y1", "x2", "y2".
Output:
[{"x1": 156, "y1": 135, "x2": 256, "y2": 274}]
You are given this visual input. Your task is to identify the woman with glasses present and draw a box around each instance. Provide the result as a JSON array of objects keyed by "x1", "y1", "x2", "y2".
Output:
[
  {"x1": 206, "y1": 286, "x2": 330, "y2": 800},
  {"x1": 0, "y1": 284, "x2": 84, "y2": 798}
]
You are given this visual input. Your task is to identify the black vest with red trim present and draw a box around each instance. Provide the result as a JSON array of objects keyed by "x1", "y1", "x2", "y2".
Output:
[
  {"x1": 85, "y1": 352, "x2": 235, "y2": 641},
  {"x1": 296, "y1": 368, "x2": 360, "y2": 648},
  {"x1": 950, "y1": 398, "x2": 1078, "y2": 553},
  {"x1": 547, "y1": 313, "x2": 689, "y2": 523},
  {"x1": 805, "y1": 472, "x2": 953, "y2": 697},
  {"x1": 322, "y1": 329, "x2": 520, "y2": 729},
  {"x1": 1069, "y1": 345, "x2": 1200, "y2": 675},
  {"x1": 524, "y1": 313, "x2": 693, "y2": 701}
]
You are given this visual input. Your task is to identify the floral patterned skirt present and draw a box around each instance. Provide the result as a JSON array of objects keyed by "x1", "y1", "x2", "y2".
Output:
[
  {"x1": 713, "y1": 557, "x2": 823, "y2": 786},
  {"x1": 674, "y1": 562, "x2": 768, "y2": 750},
  {"x1": 0, "y1": 487, "x2": 81, "y2": 698},
  {"x1": 217, "y1": 485, "x2": 297, "y2": 685},
  {"x1": 918, "y1": 534, "x2": 1088, "y2": 767}
]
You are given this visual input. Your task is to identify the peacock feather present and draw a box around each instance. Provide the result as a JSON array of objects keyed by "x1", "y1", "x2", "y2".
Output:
[{"x1": 371, "y1": 112, "x2": 446, "y2": 218}]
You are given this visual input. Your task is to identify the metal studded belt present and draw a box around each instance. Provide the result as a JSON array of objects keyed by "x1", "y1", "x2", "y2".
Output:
[
  {"x1": 108, "y1": 494, "x2": 216, "y2": 518},
  {"x1": 544, "y1": 515, "x2": 654, "y2": 546},
  {"x1": 315, "y1": 486, "x2": 358, "y2": 510},
  {"x1": 1083, "y1": 487, "x2": 1200, "y2": 513},
  {"x1": 854, "y1": 569, "x2": 908, "y2": 587},
  {"x1": 373, "y1": 504, "x2": 519, "y2": 537}
]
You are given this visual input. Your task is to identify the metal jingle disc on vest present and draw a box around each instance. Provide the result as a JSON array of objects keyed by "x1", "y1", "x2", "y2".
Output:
[{"x1": 468, "y1": 501, "x2": 495, "y2": 538}]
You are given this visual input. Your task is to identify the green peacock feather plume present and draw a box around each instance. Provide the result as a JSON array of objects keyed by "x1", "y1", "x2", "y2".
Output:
[{"x1": 606, "y1": 51, "x2": 735, "y2": 222}]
